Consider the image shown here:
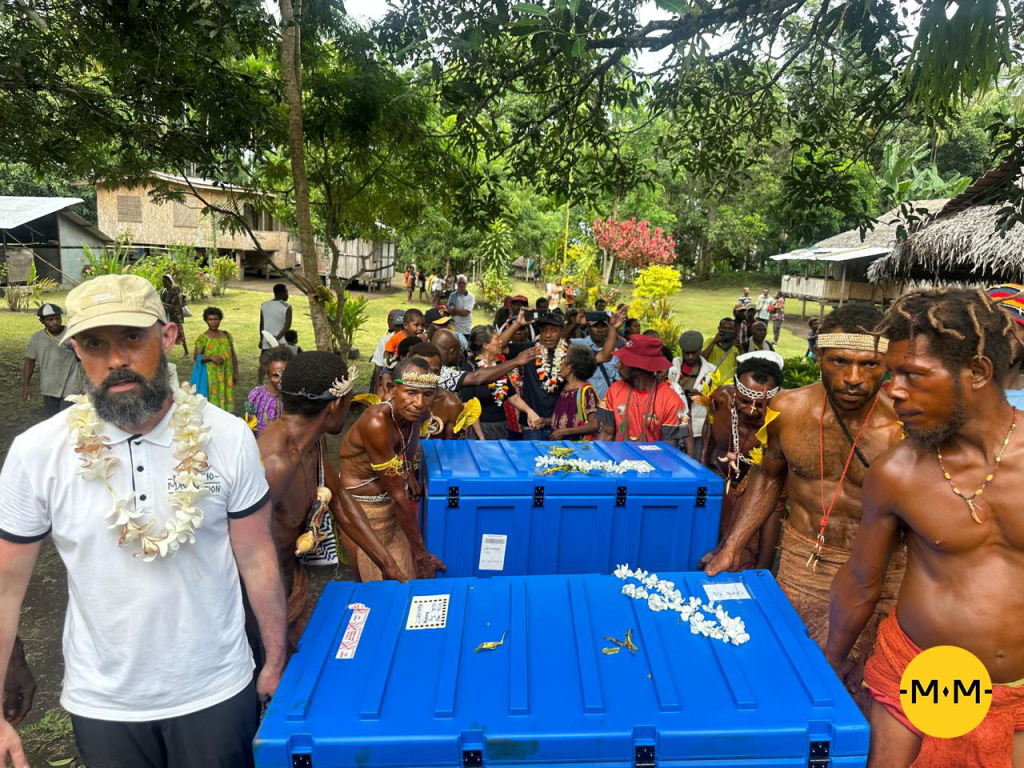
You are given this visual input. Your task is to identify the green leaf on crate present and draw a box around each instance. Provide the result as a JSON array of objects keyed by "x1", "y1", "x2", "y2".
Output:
[{"x1": 601, "y1": 646, "x2": 620, "y2": 655}]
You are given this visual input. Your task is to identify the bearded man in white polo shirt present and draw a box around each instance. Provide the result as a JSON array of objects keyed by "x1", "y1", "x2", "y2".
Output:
[{"x1": 0, "y1": 275, "x2": 286, "y2": 768}]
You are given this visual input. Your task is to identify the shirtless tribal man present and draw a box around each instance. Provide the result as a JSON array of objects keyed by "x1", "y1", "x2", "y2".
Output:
[
  {"x1": 701, "y1": 352, "x2": 785, "y2": 571},
  {"x1": 339, "y1": 357, "x2": 447, "y2": 582},
  {"x1": 257, "y1": 352, "x2": 407, "y2": 654},
  {"x1": 702, "y1": 304, "x2": 905, "y2": 711},
  {"x1": 827, "y1": 289, "x2": 1024, "y2": 767}
]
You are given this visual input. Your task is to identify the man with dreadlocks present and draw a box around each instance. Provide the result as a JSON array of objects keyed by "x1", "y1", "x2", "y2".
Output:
[
  {"x1": 255, "y1": 352, "x2": 408, "y2": 658},
  {"x1": 338, "y1": 357, "x2": 447, "y2": 581},
  {"x1": 701, "y1": 304, "x2": 905, "y2": 712},
  {"x1": 701, "y1": 351, "x2": 785, "y2": 571},
  {"x1": 827, "y1": 288, "x2": 1024, "y2": 768}
]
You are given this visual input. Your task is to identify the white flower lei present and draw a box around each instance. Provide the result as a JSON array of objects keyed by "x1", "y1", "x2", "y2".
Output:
[
  {"x1": 536, "y1": 339, "x2": 568, "y2": 393},
  {"x1": 534, "y1": 455, "x2": 654, "y2": 475},
  {"x1": 613, "y1": 564, "x2": 750, "y2": 646},
  {"x1": 66, "y1": 385, "x2": 213, "y2": 562}
]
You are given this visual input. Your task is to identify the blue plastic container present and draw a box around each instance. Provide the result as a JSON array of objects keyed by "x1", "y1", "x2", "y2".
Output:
[
  {"x1": 420, "y1": 440, "x2": 723, "y2": 578},
  {"x1": 255, "y1": 572, "x2": 868, "y2": 767}
]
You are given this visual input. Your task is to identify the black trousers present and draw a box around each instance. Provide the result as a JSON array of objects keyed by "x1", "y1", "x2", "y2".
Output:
[
  {"x1": 42, "y1": 396, "x2": 72, "y2": 418},
  {"x1": 72, "y1": 681, "x2": 259, "y2": 768}
]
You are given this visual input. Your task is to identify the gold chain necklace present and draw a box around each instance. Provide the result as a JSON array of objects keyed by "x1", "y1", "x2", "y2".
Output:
[{"x1": 936, "y1": 408, "x2": 1017, "y2": 524}]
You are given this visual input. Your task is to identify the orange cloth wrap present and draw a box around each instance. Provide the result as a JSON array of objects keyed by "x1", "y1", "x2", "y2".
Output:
[{"x1": 864, "y1": 613, "x2": 1024, "y2": 768}]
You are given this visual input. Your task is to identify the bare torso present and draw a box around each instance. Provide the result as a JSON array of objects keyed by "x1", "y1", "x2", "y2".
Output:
[
  {"x1": 878, "y1": 436, "x2": 1024, "y2": 682},
  {"x1": 339, "y1": 403, "x2": 416, "y2": 497},
  {"x1": 774, "y1": 382, "x2": 904, "y2": 548},
  {"x1": 257, "y1": 421, "x2": 322, "y2": 590}
]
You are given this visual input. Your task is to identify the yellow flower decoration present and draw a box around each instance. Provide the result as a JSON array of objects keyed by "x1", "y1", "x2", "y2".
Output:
[
  {"x1": 754, "y1": 407, "x2": 781, "y2": 447},
  {"x1": 749, "y1": 445, "x2": 765, "y2": 466},
  {"x1": 354, "y1": 393, "x2": 381, "y2": 406},
  {"x1": 454, "y1": 398, "x2": 482, "y2": 434}
]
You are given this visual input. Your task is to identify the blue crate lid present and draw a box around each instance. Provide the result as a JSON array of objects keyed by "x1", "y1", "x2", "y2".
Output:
[
  {"x1": 256, "y1": 571, "x2": 867, "y2": 767},
  {"x1": 422, "y1": 440, "x2": 721, "y2": 498}
]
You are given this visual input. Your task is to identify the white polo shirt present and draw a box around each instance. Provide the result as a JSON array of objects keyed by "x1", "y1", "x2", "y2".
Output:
[{"x1": 0, "y1": 399, "x2": 270, "y2": 721}]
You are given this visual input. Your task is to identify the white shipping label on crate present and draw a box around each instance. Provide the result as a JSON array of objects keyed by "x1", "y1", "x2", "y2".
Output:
[
  {"x1": 478, "y1": 534, "x2": 508, "y2": 571},
  {"x1": 406, "y1": 594, "x2": 450, "y2": 630},
  {"x1": 637, "y1": 445, "x2": 662, "y2": 451},
  {"x1": 336, "y1": 603, "x2": 370, "y2": 659},
  {"x1": 703, "y1": 582, "x2": 752, "y2": 601}
]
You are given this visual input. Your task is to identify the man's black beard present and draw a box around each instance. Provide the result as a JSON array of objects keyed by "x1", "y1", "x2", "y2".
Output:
[
  {"x1": 86, "y1": 352, "x2": 172, "y2": 431},
  {"x1": 905, "y1": 377, "x2": 968, "y2": 448}
]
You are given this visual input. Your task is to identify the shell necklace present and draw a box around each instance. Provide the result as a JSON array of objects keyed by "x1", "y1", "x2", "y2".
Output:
[
  {"x1": 66, "y1": 385, "x2": 213, "y2": 561},
  {"x1": 936, "y1": 408, "x2": 1017, "y2": 524}
]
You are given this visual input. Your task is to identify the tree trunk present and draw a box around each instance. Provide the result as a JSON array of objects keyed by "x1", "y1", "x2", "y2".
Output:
[
  {"x1": 602, "y1": 250, "x2": 616, "y2": 285},
  {"x1": 279, "y1": 0, "x2": 332, "y2": 351}
]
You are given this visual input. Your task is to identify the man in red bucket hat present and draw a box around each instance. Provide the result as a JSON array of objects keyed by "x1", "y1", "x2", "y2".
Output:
[{"x1": 597, "y1": 333, "x2": 694, "y2": 454}]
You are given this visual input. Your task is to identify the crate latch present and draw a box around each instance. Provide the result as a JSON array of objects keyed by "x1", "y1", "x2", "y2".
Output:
[
  {"x1": 695, "y1": 486, "x2": 707, "y2": 508},
  {"x1": 291, "y1": 754, "x2": 313, "y2": 768},
  {"x1": 616, "y1": 486, "x2": 627, "y2": 507},
  {"x1": 808, "y1": 740, "x2": 830, "y2": 768},
  {"x1": 634, "y1": 745, "x2": 655, "y2": 768},
  {"x1": 533, "y1": 486, "x2": 544, "y2": 507},
  {"x1": 448, "y1": 486, "x2": 459, "y2": 508},
  {"x1": 463, "y1": 749, "x2": 483, "y2": 767}
]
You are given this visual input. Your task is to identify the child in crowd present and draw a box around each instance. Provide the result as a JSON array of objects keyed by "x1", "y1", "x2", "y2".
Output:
[
  {"x1": 806, "y1": 317, "x2": 820, "y2": 360},
  {"x1": 283, "y1": 329, "x2": 301, "y2": 355}
]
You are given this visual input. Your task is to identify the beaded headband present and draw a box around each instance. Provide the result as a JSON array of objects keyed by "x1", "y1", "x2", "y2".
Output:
[
  {"x1": 394, "y1": 370, "x2": 439, "y2": 390},
  {"x1": 280, "y1": 367, "x2": 359, "y2": 401},
  {"x1": 816, "y1": 333, "x2": 889, "y2": 354},
  {"x1": 736, "y1": 379, "x2": 780, "y2": 401}
]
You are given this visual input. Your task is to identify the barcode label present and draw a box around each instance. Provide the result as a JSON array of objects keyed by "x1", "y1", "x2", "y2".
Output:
[{"x1": 479, "y1": 534, "x2": 508, "y2": 571}]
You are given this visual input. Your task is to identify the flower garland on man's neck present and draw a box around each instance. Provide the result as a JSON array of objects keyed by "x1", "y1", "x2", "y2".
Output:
[
  {"x1": 66, "y1": 385, "x2": 213, "y2": 562},
  {"x1": 475, "y1": 354, "x2": 510, "y2": 405},
  {"x1": 535, "y1": 340, "x2": 567, "y2": 393}
]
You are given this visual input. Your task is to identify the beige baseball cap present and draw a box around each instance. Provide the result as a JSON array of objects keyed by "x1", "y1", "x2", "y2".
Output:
[{"x1": 62, "y1": 274, "x2": 168, "y2": 342}]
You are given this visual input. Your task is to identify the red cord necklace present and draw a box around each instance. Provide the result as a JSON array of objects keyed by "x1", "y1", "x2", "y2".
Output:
[{"x1": 808, "y1": 389, "x2": 881, "y2": 571}]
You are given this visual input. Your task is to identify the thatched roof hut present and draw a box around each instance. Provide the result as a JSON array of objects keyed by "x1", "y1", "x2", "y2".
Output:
[
  {"x1": 812, "y1": 199, "x2": 949, "y2": 251},
  {"x1": 868, "y1": 153, "x2": 1024, "y2": 284}
]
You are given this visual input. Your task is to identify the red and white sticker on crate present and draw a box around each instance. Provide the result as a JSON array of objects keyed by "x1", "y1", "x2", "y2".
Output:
[{"x1": 336, "y1": 603, "x2": 370, "y2": 659}]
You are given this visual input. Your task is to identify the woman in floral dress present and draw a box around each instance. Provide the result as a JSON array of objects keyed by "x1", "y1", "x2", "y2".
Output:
[
  {"x1": 548, "y1": 344, "x2": 600, "y2": 441},
  {"x1": 194, "y1": 306, "x2": 238, "y2": 411}
]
